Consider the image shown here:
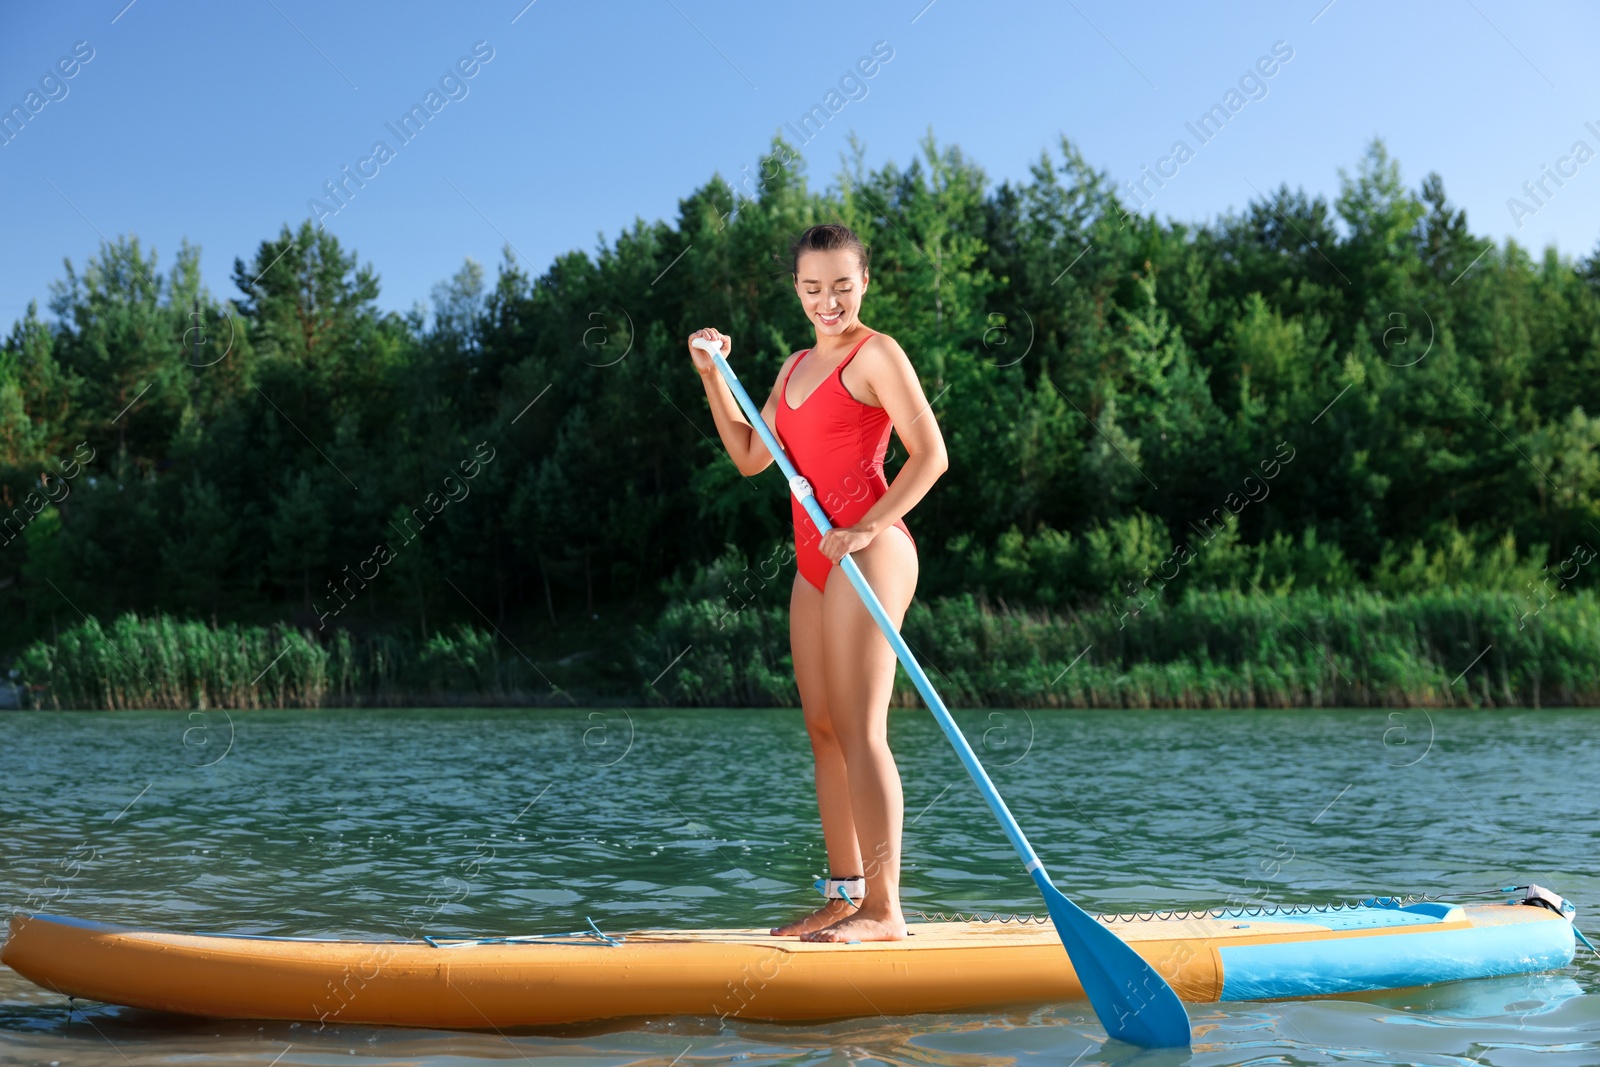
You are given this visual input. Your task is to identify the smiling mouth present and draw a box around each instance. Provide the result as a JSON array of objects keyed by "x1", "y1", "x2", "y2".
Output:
[{"x1": 819, "y1": 311, "x2": 842, "y2": 324}]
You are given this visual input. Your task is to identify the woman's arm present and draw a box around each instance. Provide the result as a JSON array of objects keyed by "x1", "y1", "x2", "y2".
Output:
[
  {"x1": 821, "y1": 334, "x2": 948, "y2": 559},
  {"x1": 688, "y1": 329, "x2": 791, "y2": 476}
]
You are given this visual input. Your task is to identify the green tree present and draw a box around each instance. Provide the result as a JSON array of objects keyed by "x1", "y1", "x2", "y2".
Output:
[{"x1": 267, "y1": 469, "x2": 333, "y2": 616}]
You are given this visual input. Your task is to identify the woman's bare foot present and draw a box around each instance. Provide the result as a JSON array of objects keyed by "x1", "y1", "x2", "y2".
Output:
[
  {"x1": 769, "y1": 897, "x2": 856, "y2": 936},
  {"x1": 799, "y1": 903, "x2": 907, "y2": 943}
]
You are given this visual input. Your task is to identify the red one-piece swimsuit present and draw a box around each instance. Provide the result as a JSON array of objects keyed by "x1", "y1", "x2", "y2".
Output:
[{"x1": 773, "y1": 331, "x2": 917, "y2": 593}]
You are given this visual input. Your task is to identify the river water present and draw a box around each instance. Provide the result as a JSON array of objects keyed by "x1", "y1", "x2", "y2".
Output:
[{"x1": 2, "y1": 706, "x2": 1596, "y2": 1065}]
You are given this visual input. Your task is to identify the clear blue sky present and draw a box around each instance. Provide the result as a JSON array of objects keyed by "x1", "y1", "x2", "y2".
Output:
[{"x1": 3, "y1": 0, "x2": 1597, "y2": 328}]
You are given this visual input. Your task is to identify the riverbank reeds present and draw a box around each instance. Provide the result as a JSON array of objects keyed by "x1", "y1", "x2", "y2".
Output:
[
  {"x1": 635, "y1": 587, "x2": 1600, "y2": 709},
  {"x1": 11, "y1": 614, "x2": 570, "y2": 710},
  {"x1": 13, "y1": 587, "x2": 1599, "y2": 710}
]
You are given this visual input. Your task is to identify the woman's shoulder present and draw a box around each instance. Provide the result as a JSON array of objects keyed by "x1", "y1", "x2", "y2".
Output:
[
  {"x1": 858, "y1": 330, "x2": 909, "y2": 369},
  {"x1": 777, "y1": 348, "x2": 809, "y2": 377},
  {"x1": 769, "y1": 348, "x2": 809, "y2": 397}
]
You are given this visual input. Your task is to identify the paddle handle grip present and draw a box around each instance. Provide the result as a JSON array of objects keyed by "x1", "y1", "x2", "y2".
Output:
[{"x1": 690, "y1": 337, "x2": 1048, "y2": 878}]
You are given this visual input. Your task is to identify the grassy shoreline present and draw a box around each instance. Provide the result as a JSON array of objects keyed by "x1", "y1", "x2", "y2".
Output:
[{"x1": 12, "y1": 588, "x2": 1599, "y2": 711}]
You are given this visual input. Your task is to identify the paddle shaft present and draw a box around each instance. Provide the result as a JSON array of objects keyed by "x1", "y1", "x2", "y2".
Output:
[{"x1": 695, "y1": 340, "x2": 1050, "y2": 882}]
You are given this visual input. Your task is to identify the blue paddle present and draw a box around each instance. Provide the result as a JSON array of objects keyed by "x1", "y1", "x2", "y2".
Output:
[{"x1": 691, "y1": 337, "x2": 1191, "y2": 1049}]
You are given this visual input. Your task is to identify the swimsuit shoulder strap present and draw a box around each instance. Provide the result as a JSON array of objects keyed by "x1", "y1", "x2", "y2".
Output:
[
  {"x1": 784, "y1": 348, "x2": 812, "y2": 388},
  {"x1": 838, "y1": 332, "x2": 876, "y2": 372}
]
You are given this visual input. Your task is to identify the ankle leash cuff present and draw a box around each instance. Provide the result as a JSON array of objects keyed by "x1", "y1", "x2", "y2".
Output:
[{"x1": 814, "y1": 876, "x2": 866, "y2": 906}]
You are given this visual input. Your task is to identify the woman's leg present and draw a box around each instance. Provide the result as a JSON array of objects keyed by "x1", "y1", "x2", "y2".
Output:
[
  {"x1": 801, "y1": 525, "x2": 918, "y2": 943},
  {"x1": 770, "y1": 571, "x2": 865, "y2": 936}
]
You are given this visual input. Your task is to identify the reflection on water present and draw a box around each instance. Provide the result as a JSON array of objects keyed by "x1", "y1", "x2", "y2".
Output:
[{"x1": 2, "y1": 706, "x2": 1597, "y2": 1065}]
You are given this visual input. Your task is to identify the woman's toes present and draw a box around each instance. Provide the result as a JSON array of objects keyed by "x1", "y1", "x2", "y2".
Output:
[
  {"x1": 770, "y1": 901, "x2": 856, "y2": 937},
  {"x1": 798, "y1": 913, "x2": 907, "y2": 943}
]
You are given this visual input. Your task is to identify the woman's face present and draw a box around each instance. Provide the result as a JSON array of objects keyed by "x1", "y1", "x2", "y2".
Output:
[{"x1": 793, "y1": 249, "x2": 867, "y2": 337}]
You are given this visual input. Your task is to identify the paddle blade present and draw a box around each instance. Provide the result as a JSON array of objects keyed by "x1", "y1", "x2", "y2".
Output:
[{"x1": 1041, "y1": 882, "x2": 1191, "y2": 1049}]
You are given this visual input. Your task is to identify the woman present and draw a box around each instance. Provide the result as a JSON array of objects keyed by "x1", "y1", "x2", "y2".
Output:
[{"x1": 686, "y1": 223, "x2": 948, "y2": 943}]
